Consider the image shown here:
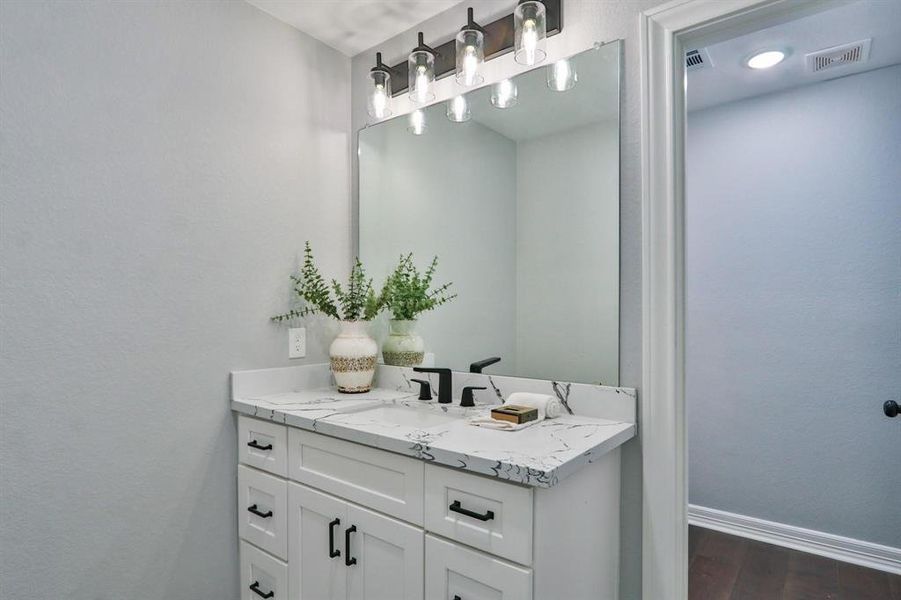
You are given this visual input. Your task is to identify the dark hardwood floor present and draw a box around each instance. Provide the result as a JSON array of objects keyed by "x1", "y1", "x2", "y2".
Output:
[{"x1": 689, "y1": 526, "x2": 901, "y2": 600}]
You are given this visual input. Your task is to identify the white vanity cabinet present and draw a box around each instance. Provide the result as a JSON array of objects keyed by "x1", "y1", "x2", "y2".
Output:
[{"x1": 236, "y1": 414, "x2": 622, "y2": 600}]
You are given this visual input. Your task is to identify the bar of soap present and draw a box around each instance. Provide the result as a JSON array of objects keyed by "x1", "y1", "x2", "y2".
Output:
[{"x1": 490, "y1": 405, "x2": 539, "y2": 424}]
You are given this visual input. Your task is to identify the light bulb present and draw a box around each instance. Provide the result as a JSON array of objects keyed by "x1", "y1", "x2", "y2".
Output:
[
  {"x1": 462, "y1": 46, "x2": 479, "y2": 86},
  {"x1": 371, "y1": 84, "x2": 388, "y2": 119},
  {"x1": 491, "y1": 79, "x2": 518, "y2": 109},
  {"x1": 522, "y1": 19, "x2": 538, "y2": 66},
  {"x1": 414, "y1": 66, "x2": 430, "y2": 103},
  {"x1": 746, "y1": 50, "x2": 785, "y2": 69},
  {"x1": 409, "y1": 109, "x2": 426, "y2": 135}
]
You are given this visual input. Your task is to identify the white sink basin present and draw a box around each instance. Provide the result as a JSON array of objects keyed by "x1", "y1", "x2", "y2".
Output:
[{"x1": 356, "y1": 404, "x2": 457, "y2": 429}]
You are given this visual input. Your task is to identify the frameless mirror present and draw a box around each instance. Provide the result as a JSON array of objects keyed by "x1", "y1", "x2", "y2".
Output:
[{"x1": 359, "y1": 41, "x2": 621, "y2": 385}]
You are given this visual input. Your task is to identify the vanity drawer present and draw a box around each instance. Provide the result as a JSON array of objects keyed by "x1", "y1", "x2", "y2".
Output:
[
  {"x1": 238, "y1": 415, "x2": 287, "y2": 477},
  {"x1": 238, "y1": 465, "x2": 288, "y2": 560},
  {"x1": 287, "y1": 428, "x2": 424, "y2": 525},
  {"x1": 425, "y1": 534, "x2": 532, "y2": 600},
  {"x1": 424, "y1": 464, "x2": 533, "y2": 565},
  {"x1": 240, "y1": 541, "x2": 287, "y2": 600}
]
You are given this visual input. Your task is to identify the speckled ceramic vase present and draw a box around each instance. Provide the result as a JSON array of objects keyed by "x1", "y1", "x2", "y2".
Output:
[
  {"x1": 330, "y1": 321, "x2": 378, "y2": 393},
  {"x1": 381, "y1": 319, "x2": 425, "y2": 367}
]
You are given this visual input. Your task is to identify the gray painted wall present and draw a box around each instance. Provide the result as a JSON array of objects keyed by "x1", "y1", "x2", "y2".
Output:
[
  {"x1": 350, "y1": 1, "x2": 666, "y2": 597},
  {"x1": 686, "y1": 65, "x2": 901, "y2": 548},
  {"x1": 0, "y1": 2, "x2": 350, "y2": 598}
]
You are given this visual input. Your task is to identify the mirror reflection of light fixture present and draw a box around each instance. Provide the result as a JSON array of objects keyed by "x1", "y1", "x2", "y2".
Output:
[
  {"x1": 745, "y1": 49, "x2": 786, "y2": 69},
  {"x1": 456, "y1": 8, "x2": 485, "y2": 87},
  {"x1": 408, "y1": 109, "x2": 427, "y2": 135},
  {"x1": 367, "y1": 52, "x2": 392, "y2": 120},
  {"x1": 514, "y1": 0, "x2": 547, "y2": 66},
  {"x1": 409, "y1": 32, "x2": 437, "y2": 104},
  {"x1": 446, "y1": 96, "x2": 471, "y2": 122},
  {"x1": 547, "y1": 59, "x2": 577, "y2": 91},
  {"x1": 490, "y1": 79, "x2": 518, "y2": 109}
]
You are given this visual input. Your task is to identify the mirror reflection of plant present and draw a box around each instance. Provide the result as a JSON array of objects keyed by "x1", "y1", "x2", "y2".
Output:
[
  {"x1": 382, "y1": 254, "x2": 456, "y2": 321},
  {"x1": 272, "y1": 242, "x2": 383, "y2": 323}
]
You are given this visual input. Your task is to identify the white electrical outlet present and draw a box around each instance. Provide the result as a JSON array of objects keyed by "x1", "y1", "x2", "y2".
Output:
[{"x1": 288, "y1": 327, "x2": 306, "y2": 359}]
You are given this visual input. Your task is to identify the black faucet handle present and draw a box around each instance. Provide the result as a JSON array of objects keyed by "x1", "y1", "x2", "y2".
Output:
[
  {"x1": 413, "y1": 366, "x2": 453, "y2": 403},
  {"x1": 410, "y1": 378, "x2": 433, "y2": 401},
  {"x1": 470, "y1": 357, "x2": 501, "y2": 373},
  {"x1": 460, "y1": 386, "x2": 487, "y2": 408}
]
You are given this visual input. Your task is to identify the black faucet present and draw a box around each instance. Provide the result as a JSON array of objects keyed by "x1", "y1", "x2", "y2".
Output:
[
  {"x1": 413, "y1": 367, "x2": 452, "y2": 404},
  {"x1": 470, "y1": 357, "x2": 501, "y2": 373}
]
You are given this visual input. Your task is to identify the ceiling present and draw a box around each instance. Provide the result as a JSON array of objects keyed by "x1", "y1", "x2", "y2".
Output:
[
  {"x1": 687, "y1": 0, "x2": 901, "y2": 111},
  {"x1": 245, "y1": 0, "x2": 464, "y2": 56}
]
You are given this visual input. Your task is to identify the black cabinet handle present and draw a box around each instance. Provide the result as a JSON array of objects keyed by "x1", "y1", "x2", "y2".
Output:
[
  {"x1": 885, "y1": 400, "x2": 899, "y2": 418},
  {"x1": 449, "y1": 500, "x2": 494, "y2": 521},
  {"x1": 247, "y1": 504, "x2": 273, "y2": 518},
  {"x1": 329, "y1": 518, "x2": 341, "y2": 558},
  {"x1": 345, "y1": 525, "x2": 357, "y2": 566},
  {"x1": 249, "y1": 581, "x2": 274, "y2": 599},
  {"x1": 247, "y1": 440, "x2": 273, "y2": 451},
  {"x1": 454, "y1": 596, "x2": 462, "y2": 600}
]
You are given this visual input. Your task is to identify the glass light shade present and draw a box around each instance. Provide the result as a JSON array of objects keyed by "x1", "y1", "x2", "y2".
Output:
[
  {"x1": 455, "y1": 29, "x2": 485, "y2": 87},
  {"x1": 408, "y1": 109, "x2": 427, "y2": 135},
  {"x1": 446, "y1": 96, "x2": 471, "y2": 122},
  {"x1": 547, "y1": 59, "x2": 577, "y2": 91},
  {"x1": 490, "y1": 79, "x2": 518, "y2": 109},
  {"x1": 514, "y1": 1, "x2": 547, "y2": 66},
  {"x1": 408, "y1": 50, "x2": 435, "y2": 104},
  {"x1": 367, "y1": 70, "x2": 392, "y2": 119}
]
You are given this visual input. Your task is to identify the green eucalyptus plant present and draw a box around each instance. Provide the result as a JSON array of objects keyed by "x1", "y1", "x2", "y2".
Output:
[
  {"x1": 272, "y1": 242, "x2": 383, "y2": 323},
  {"x1": 381, "y1": 253, "x2": 456, "y2": 321}
]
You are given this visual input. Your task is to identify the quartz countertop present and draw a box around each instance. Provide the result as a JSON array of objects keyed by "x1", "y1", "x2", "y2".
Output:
[{"x1": 231, "y1": 385, "x2": 635, "y2": 488}]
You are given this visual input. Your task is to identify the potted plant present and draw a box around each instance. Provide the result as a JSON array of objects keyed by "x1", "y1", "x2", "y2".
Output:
[
  {"x1": 273, "y1": 242, "x2": 383, "y2": 393},
  {"x1": 379, "y1": 254, "x2": 456, "y2": 367}
]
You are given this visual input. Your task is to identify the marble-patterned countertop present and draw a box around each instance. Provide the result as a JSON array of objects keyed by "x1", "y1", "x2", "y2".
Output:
[{"x1": 232, "y1": 384, "x2": 635, "y2": 488}]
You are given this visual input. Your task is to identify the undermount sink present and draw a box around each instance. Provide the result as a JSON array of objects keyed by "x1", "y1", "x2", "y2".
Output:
[{"x1": 355, "y1": 404, "x2": 457, "y2": 429}]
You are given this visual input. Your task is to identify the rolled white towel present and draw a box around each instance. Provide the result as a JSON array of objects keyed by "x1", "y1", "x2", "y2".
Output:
[{"x1": 504, "y1": 392, "x2": 564, "y2": 419}]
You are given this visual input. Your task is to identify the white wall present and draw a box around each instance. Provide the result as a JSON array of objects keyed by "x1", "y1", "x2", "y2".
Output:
[
  {"x1": 0, "y1": 2, "x2": 350, "y2": 598},
  {"x1": 359, "y1": 115, "x2": 518, "y2": 369},
  {"x1": 350, "y1": 1, "x2": 667, "y2": 597},
  {"x1": 687, "y1": 65, "x2": 901, "y2": 548},
  {"x1": 516, "y1": 121, "x2": 619, "y2": 385}
]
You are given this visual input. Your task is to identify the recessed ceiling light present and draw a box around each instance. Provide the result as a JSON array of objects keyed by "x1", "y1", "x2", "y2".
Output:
[{"x1": 746, "y1": 50, "x2": 786, "y2": 69}]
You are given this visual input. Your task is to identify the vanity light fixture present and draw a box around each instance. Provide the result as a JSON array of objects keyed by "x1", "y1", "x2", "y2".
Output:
[
  {"x1": 547, "y1": 58, "x2": 577, "y2": 91},
  {"x1": 372, "y1": 1, "x2": 561, "y2": 97},
  {"x1": 367, "y1": 52, "x2": 393, "y2": 120},
  {"x1": 408, "y1": 109, "x2": 427, "y2": 135},
  {"x1": 409, "y1": 32, "x2": 437, "y2": 104},
  {"x1": 514, "y1": 0, "x2": 547, "y2": 66},
  {"x1": 746, "y1": 49, "x2": 786, "y2": 69},
  {"x1": 456, "y1": 8, "x2": 485, "y2": 87},
  {"x1": 446, "y1": 95, "x2": 471, "y2": 122},
  {"x1": 490, "y1": 79, "x2": 518, "y2": 108}
]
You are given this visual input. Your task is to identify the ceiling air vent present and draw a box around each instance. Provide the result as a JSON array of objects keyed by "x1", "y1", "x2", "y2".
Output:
[
  {"x1": 685, "y1": 48, "x2": 713, "y2": 72},
  {"x1": 806, "y1": 39, "x2": 871, "y2": 73}
]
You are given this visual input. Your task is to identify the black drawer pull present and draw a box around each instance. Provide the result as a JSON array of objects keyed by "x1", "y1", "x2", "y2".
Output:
[
  {"x1": 454, "y1": 596, "x2": 462, "y2": 600},
  {"x1": 247, "y1": 440, "x2": 273, "y2": 451},
  {"x1": 449, "y1": 500, "x2": 494, "y2": 521},
  {"x1": 345, "y1": 525, "x2": 357, "y2": 566},
  {"x1": 329, "y1": 518, "x2": 341, "y2": 558},
  {"x1": 249, "y1": 581, "x2": 274, "y2": 599},
  {"x1": 247, "y1": 504, "x2": 273, "y2": 518}
]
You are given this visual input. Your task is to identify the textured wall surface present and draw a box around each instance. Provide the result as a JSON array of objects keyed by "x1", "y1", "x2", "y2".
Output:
[
  {"x1": 350, "y1": 1, "x2": 666, "y2": 597},
  {"x1": 687, "y1": 65, "x2": 901, "y2": 548},
  {"x1": 0, "y1": 2, "x2": 350, "y2": 598}
]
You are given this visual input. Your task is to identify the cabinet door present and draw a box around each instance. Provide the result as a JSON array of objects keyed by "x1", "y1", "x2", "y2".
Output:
[
  {"x1": 288, "y1": 482, "x2": 347, "y2": 600},
  {"x1": 425, "y1": 534, "x2": 532, "y2": 600},
  {"x1": 346, "y1": 503, "x2": 424, "y2": 600}
]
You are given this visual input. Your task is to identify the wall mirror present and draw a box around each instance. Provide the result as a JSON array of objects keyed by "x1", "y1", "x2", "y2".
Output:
[{"x1": 359, "y1": 41, "x2": 621, "y2": 385}]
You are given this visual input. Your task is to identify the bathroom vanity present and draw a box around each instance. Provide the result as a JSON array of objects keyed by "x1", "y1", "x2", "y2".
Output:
[{"x1": 232, "y1": 364, "x2": 635, "y2": 600}]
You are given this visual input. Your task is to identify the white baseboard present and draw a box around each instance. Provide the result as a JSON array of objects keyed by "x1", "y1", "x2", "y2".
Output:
[{"x1": 688, "y1": 504, "x2": 901, "y2": 575}]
